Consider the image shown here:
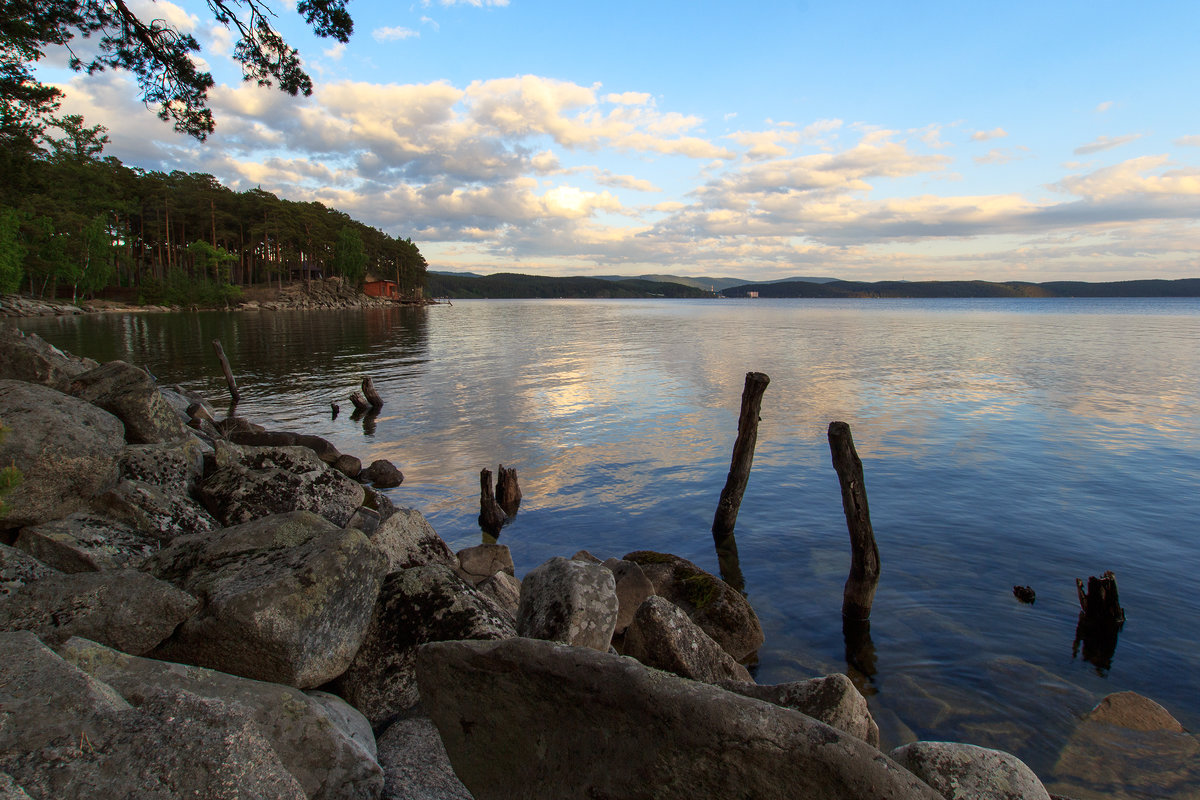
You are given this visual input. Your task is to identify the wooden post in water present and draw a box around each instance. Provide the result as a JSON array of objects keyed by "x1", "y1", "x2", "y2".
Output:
[
  {"x1": 211, "y1": 339, "x2": 240, "y2": 406},
  {"x1": 478, "y1": 468, "x2": 508, "y2": 539},
  {"x1": 711, "y1": 372, "x2": 770, "y2": 592},
  {"x1": 828, "y1": 421, "x2": 880, "y2": 621},
  {"x1": 496, "y1": 464, "x2": 522, "y2": 517}
]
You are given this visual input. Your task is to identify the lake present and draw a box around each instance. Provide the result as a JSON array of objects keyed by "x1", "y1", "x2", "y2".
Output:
[{"x1": 15, "y1": 297, "x2": 1200, "y2": 775}]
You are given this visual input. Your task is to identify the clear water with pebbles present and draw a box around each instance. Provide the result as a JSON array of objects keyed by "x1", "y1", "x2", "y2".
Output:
[{"x1": 18, "y1": 296, "x2": 1200, "y2": 770}]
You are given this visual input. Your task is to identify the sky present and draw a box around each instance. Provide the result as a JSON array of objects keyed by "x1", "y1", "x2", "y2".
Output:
[{"x1": 37, "y1": 0, "x2": 1200, "y2": 282}]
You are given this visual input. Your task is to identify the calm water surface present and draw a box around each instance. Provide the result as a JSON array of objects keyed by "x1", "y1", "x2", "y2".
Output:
[{"x1": 17, "y1": 297, "x2": 1200, "y2": 770}]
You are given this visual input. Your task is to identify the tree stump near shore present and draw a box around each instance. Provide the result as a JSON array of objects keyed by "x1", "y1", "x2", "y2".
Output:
[
  {"x1": 496, "y1": 465, "x2": 522, "y2": 517},
  {"x1": 710, "y1": 372, "x2": 770, "y2": 593},
  {"x1": 1073, "y1": 570, "x2": 1126, "y2": 673},
  {"x1": 361, "y1": 377, "x2": 384, "y2": 411},
  {"x1": 479, "y1": 468, "x2": 508, "y2": 538}
]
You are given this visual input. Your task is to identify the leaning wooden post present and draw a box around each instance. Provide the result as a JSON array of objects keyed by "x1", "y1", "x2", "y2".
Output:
[
  {"x1": 211, "y1": 339, "x2": 240, "y2": 406},
  {"x1": 711, "y1": 372, "x2": 770, "y2": 592},
  {"x1": 828, "y1": 421, "x2": 880, "y2": 621}
]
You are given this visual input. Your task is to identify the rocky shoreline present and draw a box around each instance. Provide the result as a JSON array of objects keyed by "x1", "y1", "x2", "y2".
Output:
[
  {"x1": 0, "y1": 278, "x2": 434, "y2": 318},
  {"x1": 0, "y1": 327, "x2": 1196, "y2": 799}
]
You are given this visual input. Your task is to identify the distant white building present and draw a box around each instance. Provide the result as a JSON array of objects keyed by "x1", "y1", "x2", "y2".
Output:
[{"x1": 747, "y1": 291, "x2": 759, "y2": 298}]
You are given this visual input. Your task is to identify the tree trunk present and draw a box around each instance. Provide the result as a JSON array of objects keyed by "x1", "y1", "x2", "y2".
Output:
[
  {"x1": 496, "y1": 465, "x2": 522, "y2": 517},
  {"x1": 828, "y1": 421, "x2": 880, "y2": 621},
  {"x1": 361, "y1": 377, "x2": 384, "y2": 410},
  {"x1": 211, "y1": 339, "x2": 240, "y2": 406},
  {"x1": 478, "y1": 468, "x2": 508, "y2": 538},
  {"x1": 711, "y1": 372, "x2": 770, "y2": 549}
]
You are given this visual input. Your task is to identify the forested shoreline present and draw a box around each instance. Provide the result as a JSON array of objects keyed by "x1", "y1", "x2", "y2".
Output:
[{"x1": 0, "y1": 116, "x2": 428, "y2": 308}]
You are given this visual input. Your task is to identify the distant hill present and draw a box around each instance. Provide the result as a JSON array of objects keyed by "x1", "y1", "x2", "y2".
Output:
[
  {"x1": 426, "y1": 272, "x2": 712, "y2": 299},
  {"x1": 718, "y1": 278, "x2": 1200, "y2": 299},
  {"x1": 591, "y1": 274, "x2": 839, "y2": 291}
]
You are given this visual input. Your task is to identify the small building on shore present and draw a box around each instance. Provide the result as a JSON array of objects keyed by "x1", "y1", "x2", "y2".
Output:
[{"x1": 363, "y1": 279, "x2": 399, "y2": 299}]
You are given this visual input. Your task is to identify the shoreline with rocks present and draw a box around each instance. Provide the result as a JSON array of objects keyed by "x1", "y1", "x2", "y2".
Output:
[
  {"x1": 1, "y1": 326, "x2": 1196, "y2": 799},
  {"x1": 0, "y1": 278, "x2": 438, "y2": 319}
]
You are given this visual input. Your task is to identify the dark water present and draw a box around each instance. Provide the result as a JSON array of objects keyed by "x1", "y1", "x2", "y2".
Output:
[{"x1": 15, "y1": 297, "x2": 1200, "y2": 771}]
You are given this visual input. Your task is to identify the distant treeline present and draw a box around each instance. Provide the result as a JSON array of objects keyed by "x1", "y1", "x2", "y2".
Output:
[
  {"x1": 719, "y1": 278, "x2": 1200, "y2": 299},
  {"x1": 427, "y1": 272, "x2": 712, "y2": 299},
  {"x1": 1, "y1": 116, "x2": 427, "y2": 306}
]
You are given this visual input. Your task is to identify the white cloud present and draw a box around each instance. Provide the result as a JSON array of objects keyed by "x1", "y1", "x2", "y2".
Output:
[
  {"x1": 1074, "y1": 133, "x2": 1144, "y2": 155},
  {"x1": 323, "y1": 42, "x2": 347, "y2": 61},
  {"x1": 423, "y1": 0, "x2": 509, "y2": 6},
  {"x1": 1095, "y1": 101, "x2": 1114, "y2": 113},
  {"x1": 971, "y1": 127, "x2": 1008, "y2": 142},
  {"x1": 974, "y1": 146, "x2": 1028, "y2": 166},
  {"x1": 373, "y1": 26, "x2": 420, "y2": 42},
  {"x1": 605, "y1": 92, "x2": 652, "y2": 106},
  {"x1": 1175, "y1": 135, "x2": 1200, "y2": 147}
]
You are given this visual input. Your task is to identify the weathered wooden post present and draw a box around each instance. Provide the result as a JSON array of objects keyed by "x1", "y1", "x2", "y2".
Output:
[
  {"x1": 1073, "y1": 570, "x2": 1125, "y2": 672},
  {"x1": 478, "y1": 468, "x2": 507, "y2": 539},
  {"x1": 496, "y1": 464, "x2": 522, "y2": 517},
  {"x1": 828, "y1": 421, "x2": 880, "y2": 622},
  {"x1": 349, "y1": 392, "x2": 370, "y2": 413},
  {"x1": 211, "y1": 339, "x2": 240, "y2": 405},
  {"x1": 710, "y1": 372, "x2": 770, "y2": 592}
]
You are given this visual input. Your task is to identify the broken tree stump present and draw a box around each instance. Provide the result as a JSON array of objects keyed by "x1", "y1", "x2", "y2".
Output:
[
  {"x1": 1076, "y1": 570, "x2": 1125, "y2": 626},
  {"x1": 349, "y1": 391, "x2": 370, "y2": 413},
  {"x1": 479, "y1": 468, "x2": 508, "y2": 538},
  {"x1": 211, "y1": 339, "x2": 240, "y2": 405},
  {"x1": 496, "y1": 464, "x2": 522, "y2": 517},
  {"x1": 828, "y1": 420, "x2": 880, "y2": 622},
  {"x1": 362, "y1": 376, "x2": 384, "y2": 411},
  {"x1": 711, "y1": 372, "x2": 770, "y2": 566}
]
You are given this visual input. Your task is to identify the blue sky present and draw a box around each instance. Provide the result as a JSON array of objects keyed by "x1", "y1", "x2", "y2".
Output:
[{"x1": 42, "y1": 0, "x2": 1200, "y2": 281}]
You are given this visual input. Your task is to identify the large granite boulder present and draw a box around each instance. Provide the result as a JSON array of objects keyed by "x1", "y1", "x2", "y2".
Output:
[
  {"x1": 376, "y1": 717, "x2": 472, "y2": 800},
  {"x1": 890, "y1": 741, "x2": 1051, "y2": 800},
  {"x1": 0, "y1": 568, "x2": 197, "y2": 654},
  {"x1": 227, "y1": 429, "x2": 342, "y2": 465},
  {"x1": 416, "y1": 637, "x2": 943, "y2": 800},
  {"x1": 603, "y1": 557, "x2": 655, "y2": 634},
  {"x1": 67, "y1": 360, "x2": 188, "y2": 444},
  {"x1": 625, "y1": 550, "x2": 763, "y2": 662},
  {"x1": 0, "y1": 631, "x2": 306, "y2": 800},
  {"x1": 118, "y1": 437, "x2": 207, "y2": 496},
  {"x1": 362, "y1": 459, "x2": 403, "y2": 489},
  {"x1": 198, "y1": 442, "x2": 365, "y2": 528},
  {"x1": 516, "y1": 556, "x2": 618, "y2": 651},
  {"x1": 721, "y1": 674, "x2": 880, "y2": 747},
  {"x1": 0, "y1": 380, "x2": 124, "y2": 528},
  {"x1": 91, "y1": 478, "x2": 220, "y2": 539},
  {"x1": 477, "y1": 571, "x2": 522, "y2": 618},
  {"x1": 622, "y1": 595, "x2": 752, "y2": 684},
  {"x1": 144, "y1": 510, "x2": 388, "y2": 687},
  {"x1": 0, "y1": 542, "x2": 59, "y2": 598},
  {"x1": 14, "y1": 512, "x2": 159, "y2": 572},
  {"x1": 59, "y1": 637, "x2": 384, "y2": 800},
  {"x1": 332, "y1": 564, "x2": 516, "y2": 726},
  {"x1": 367, "y1": 507, "x2": 457, "y2": 572},
  {"x1": 0, "y1": 328, "x2": 97, "y2": 391}
]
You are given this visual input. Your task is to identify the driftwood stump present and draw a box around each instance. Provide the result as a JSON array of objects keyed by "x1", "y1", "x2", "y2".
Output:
[
  {"x1": 496, "y1": 465, "x2": 522, "y2": 517},
  {"x1": 828, "y1": 421, "x2": 880, "y2": 622},
  {"x1": 1073, "y1": 570, "x2": 1126, "y2": 673},
  {"x1": 349, "y1": 392, "x2": 370, "y2": 413},
  {"x1": 362, "y1": 377, "x2": 384, "y2": 411},
  {"x1": 710, "y1": 372, "x2": 769, "y2": 592},
  {"x1": 211, "y1": 339, "x2": 240, "y2": 405},
  {"x1": 479, "y1": 468, "x2": 508, "y2": 538}
]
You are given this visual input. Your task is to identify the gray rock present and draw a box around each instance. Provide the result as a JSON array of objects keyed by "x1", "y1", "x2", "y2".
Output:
[
  {"x1": 59, "y1": 637, "x2": 383, "y2": 800},
  {"x1": 14, "y1": 512, "x2": 159, "y2": 572},
  {"x1": 516, "y1": 556, "x2": 618, "y2": 652},
  {"x1": 477, "y1": 570, "x2": 522, "y2": 618},
  {"x1": 157, "y1": 385, "x2": 215, "y2": 425},
  {"x1": 0, "y1": 380, "x2": 124, "y2": 528},
  {"x1": 416, "y1": 637, "x2": 943, "y2": 800},
  {"x1": 1, "y1": 631, "x2": 305, "y2": 799},
  {"x1": 1085, "y1": 690, "x2": 1185, "y2": 732},
  {"x1": 0, "y1": 568, "x2": 197, "y2": 654},
  {"x1": 92, "y1": 478, "x2": 220, "y2": 539},
  {"x1": 118, "y1": 437, "x2": 206, "y2": 495},
  {"x1": 346, "y1": 506, "x2": 382, "y2": 536},
  {"x1": 368, "y1": 507, "x2": 457, "y2": 572},
  {"x1": 305, "y1": 689, "x2": 379, "y2": 761},
  {"x1": 570, "y1": 549, "x2": 602, "y2": 564},
  {"x1": 199, "y1": 442, "x2": 366, "y2": 527},
  {"x1": 67, "y1": 360, "x2": 188, "y2": 444},
  {"x1": 144, "y1": 510, "x2": 388, "y2": 687},
  {"x1": 0, "y1": 328, "x2": 97, "y2": 391},
  {"x1": 334, "y1": 453, "x2": 363, "y2": 479},
  {"x1": 0, "y1": 542, "x2": 59, "y2": 598},
  {"x1": 623, "y1": 596, "x2": 752, "y2": 684},
  {"x1": 455, "y1": 543, "x2": 514, "y2": 585},
  {"x1": 602, "y1": 557, "x2": 655, "y2": 634},
  {"x1": 362, "y1": 459, "x2": 403, "y2": 488},
  {"x1": 625, "y1": 550, "x2": 763, "y2": 662},
  {"x1": 720, "y1": 674, "x2": 880, "y2": 747},
  {"x1": 891, "y1": 741, "x2": 1050, "y2": 800},
  {"x1": 228, "y1": 429, "x2": 343, "y2": 464},
  {"x1": 363, "y1": 487, "x2": 398, "y2": 523},
  {"x1": 332, "y1": 564, "x2": 516, "y2": 726},
  {"x1": 0, "y1": 772, "x2": 32, "y2": 800},
  {"x1": 377, "y1": 716, "x2": 472, "y2": 800}
]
